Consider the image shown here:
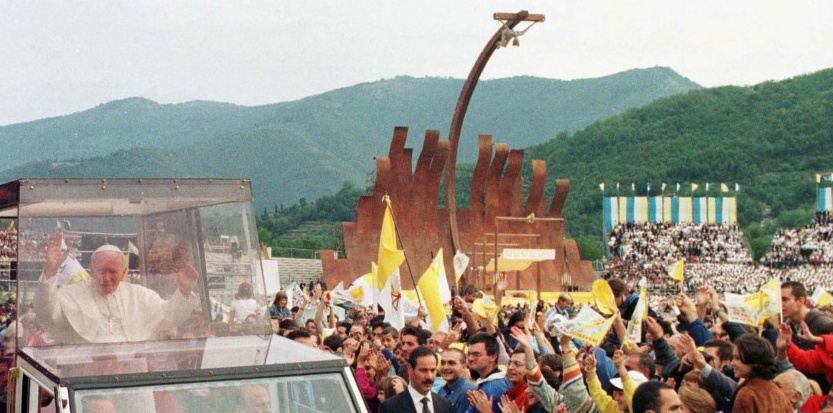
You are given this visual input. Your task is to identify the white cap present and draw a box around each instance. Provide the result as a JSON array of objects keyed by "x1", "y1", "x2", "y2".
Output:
[
  {"x1": 92, "y1": 245, "x2": 124, "y2": 255},
  {"x1": 610, "y1": 370, "x2": 649, "y2": 390}
]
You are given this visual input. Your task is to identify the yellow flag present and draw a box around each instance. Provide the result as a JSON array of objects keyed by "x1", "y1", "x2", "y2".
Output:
[
  {"x1": 568, "y1": 306, "x2": 616, "y2": 346},
  {"x1": 691, "y1": 183, "x2": 699, "y2": 192},
  {"x1": 376, "y1": 196, "x2": 405, "y2": 289},
  {"x1": 667, "y1": 259, "x2": 685, "y2": 282},
  {"x1": 759, "y1": 276, "x2": 781, "y2": 323},
  {"x1": 592, "y1": 279, "x2": 617, "y2": 316},
  {"x1": 813, "y1": 288, "x2": 833, "y2": 307},
  {"x1": 720, "y1": 183, "x2": 729, "y2": 192},
  {"x1": 417, "y1": 248, "x2": 450, "y2": 332}
]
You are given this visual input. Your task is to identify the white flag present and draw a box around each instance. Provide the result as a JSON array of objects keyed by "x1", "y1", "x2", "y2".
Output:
[{"x1": 380, "y1": 269, "x2": 406, "y2": 329}]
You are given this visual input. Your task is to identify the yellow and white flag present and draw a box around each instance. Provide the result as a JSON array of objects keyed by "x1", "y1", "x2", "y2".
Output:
[
  {"x1": 626, "y1": 287, "x2": 649, "y2": 342},
  {"x1": 812, "y1": 288, "x2": 833, "y2": 307},
  {"x1": 377, "y1": 196, "x2": 405, "y2": 289},
  {"x1": 551, "y1": 305, "x2": 615, "y2": 346},
  {"x1": 417, "y1": 248, "x2": 451, "y2": 332},
  {"x1": 376, "y1": 196, "x2": 407, "y2": 329},
  {"x1": 452, "y1": 250, "x2": 469, "y2": 289},
  {"x1": 725, "y1": 276, "x2": 781, "y2": 327},
  {"x1": 667, "y1": 259, "x2": 685, "y2": 283}
]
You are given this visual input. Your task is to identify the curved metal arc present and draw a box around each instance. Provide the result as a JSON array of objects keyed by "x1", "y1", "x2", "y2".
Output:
[{"x1": 445, "y1": 11, "x2": 528, "y2": 251}]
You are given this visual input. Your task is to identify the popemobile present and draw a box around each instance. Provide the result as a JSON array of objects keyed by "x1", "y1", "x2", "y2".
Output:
[{"x1": 0, "y1": 178, "x2": 368, "y2": 413}]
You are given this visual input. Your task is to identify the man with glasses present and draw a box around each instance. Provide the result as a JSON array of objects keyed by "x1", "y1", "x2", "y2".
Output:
[{"x1": 465, "y1": 333, "x2": 510, "y2": 413}]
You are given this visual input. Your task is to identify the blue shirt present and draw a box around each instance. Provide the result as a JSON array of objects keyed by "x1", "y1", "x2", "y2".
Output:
[
  {"x1": 468, "y1": 371, "x2": 510, "y2": 413},
  {"x1": 438, "y1": 376, "x2": 477, "y2": 413}
]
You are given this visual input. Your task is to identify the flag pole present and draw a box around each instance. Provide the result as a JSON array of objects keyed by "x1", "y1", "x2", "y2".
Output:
[{"x1": 385, "y1": 195, "x2": 424, "y2": 307}]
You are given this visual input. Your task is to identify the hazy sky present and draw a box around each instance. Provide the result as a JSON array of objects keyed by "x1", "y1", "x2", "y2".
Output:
[{"x1": 2, "y1": 0, "x2": 832, "y2": 126}]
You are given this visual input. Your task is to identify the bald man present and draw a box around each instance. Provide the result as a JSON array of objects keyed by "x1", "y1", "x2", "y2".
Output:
[{"x1": 33, "y1": 233, "x2": 199, "y2": 344}]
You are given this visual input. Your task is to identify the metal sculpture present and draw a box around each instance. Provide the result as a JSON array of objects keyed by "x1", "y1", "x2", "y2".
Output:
[{"x1": 320, "y1": 11, "x2": 596, "y2": 292}]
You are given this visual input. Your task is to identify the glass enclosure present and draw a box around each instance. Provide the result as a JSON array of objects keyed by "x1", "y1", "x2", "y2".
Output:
[
  {"x1": 0, "y1": 179, "x2": 364, "y2": 413},
  {"x1": 73, "y1": 373, "x2": 355, "y2": 413},
  {"x1": 0, "y1": 178, "x2": 271, "y2": 351},
  {"x1": 17, "y1": 335, "x2": 358, "y2": 413}
]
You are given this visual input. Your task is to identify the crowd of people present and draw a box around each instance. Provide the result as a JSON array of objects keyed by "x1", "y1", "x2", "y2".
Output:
[
  {"x1": 607, "y1": 222, "x2": 753, "y2": 268},
  {"x1": 263, "y1": 275, "x2": 833, "y2": 413},
  {"x1": 0, "y1": 224, "x2": 16, "y2": 262},
  {"x1": 606, "y1": 218, "x2": 833, "y2": 296},
  {"x1": 763, "y1": 212, "x2": 833, "y2": 268}
]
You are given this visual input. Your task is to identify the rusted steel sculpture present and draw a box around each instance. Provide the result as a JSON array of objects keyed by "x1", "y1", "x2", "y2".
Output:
[
  {"x1": 320, "y1": 128, "x2": 597, "y2": 292},
  {"x1": 320, "y1": 11, "x2": 596, "y2": 292}
]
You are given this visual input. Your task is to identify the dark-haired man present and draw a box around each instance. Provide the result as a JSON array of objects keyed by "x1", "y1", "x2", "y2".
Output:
[
  {"x1": 781, "y1": 281, "x2": 833, "y2": 350},
  {"x1": 632, "y1": 381, "x2": 682, "y2": 413},
  {"x1": 438, "y1": 348, "x2": 477, "y2": 413},
  {"x1": 379, "y1": 346, "x2": 452, "y2": 413},
  {"x1": 398, "y1": 325, "x2": 428, "y2": 379},
  {"x1": 466, "y1": 333, "x2": 510, "y2": 413}
]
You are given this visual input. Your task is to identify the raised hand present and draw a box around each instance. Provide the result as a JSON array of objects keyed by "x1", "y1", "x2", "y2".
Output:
[
  {"x1": 695, "y1": 287, "x2": 711, "y2": 307},
  {"x1": 441, "y1": 325, "x2": 462, "y2": 349},
  {"x1": 467, "y1": 390, "x2": 493, "y2": 413},
  {"x1": 391, "y1": 376, "x2": 407, "y2": 394},
  {"x1": 776, "y1": 322, "x2": 793, "y2": 351},
  {"x1": 799, "y1": 320, "x2": 824, "y2": 344},
  {"x1": 357, "y1": 342, "x2": 371, "y2": 365},
  {"x1": 611, "y1": 350, "x2": 626, "y2": 370},
  {"x1": 644, "y1": 316, "x2": 664, "y2": 341},
  {"x1": 43, "y1": 232, "x2": 70, "y2": 278},
  {"x1": 509, "y1": 326, "x2": 532, "y2": 349},
  {"x1": 498, "y1": 394, "x2": 522, "y2": 413},
  {"x1": 584, "y1": 351, "x2": 597, "y2": 372},
  {"x1": 454, "y1": 296, "x2": 469, "y2": 314}
]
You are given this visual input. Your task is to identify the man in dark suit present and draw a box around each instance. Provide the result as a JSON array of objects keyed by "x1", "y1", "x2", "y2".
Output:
[{"x1": 379, "y1": 346, "x2": 452, "y2": 413}]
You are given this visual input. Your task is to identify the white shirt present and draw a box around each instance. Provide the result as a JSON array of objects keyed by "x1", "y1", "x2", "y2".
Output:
[
  {"x1": 231, "y1": 298, "x2": 259, "y2": 323},
  {"x1": 34, "y1": 273, "x2": 198, "y2": 344},
  {"x1": 407, "y1": 383, "x2": 433, "y2": 413}
]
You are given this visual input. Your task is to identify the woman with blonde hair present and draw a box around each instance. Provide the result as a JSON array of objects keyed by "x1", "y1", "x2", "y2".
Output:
[{"x1": 679, "y1": 386, "x2": 717, "y2": 413}]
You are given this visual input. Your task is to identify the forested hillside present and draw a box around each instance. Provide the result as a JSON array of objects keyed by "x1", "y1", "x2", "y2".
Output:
[
  {"x1": 257, "y1": 68, "x2": 833, "y2": 258},
  {"x1": 527, "y1": 68, "x2": 833, "y2": 257},
  {"x1": 0, "y1": 67, "x2": 699, "y2": 209}
]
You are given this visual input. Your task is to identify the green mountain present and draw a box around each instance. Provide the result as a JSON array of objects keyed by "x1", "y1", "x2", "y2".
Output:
[
  {"x1": 258, "y1": 67, "x2": 833, "y2": 257},
  {"x1": 526, "y1": 67, "x2": 833, "y2": 253},
  {"x1": 0, "y1": 67, "x2": 700, "y2": 209}
]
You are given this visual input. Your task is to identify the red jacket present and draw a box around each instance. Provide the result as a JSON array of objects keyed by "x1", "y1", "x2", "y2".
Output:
[{"x1": 786, "y1": 334, "x2": 833, "y2": 386}]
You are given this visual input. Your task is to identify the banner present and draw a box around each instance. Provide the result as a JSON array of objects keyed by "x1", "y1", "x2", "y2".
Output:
[
  {"x1": 820, "y1": 188, "x2": 833, "y2": 212},
  {"x1": 551, "y1": 305, "x2": 615, "y2": 346},
  {"x1": 649, "y1": 196, "x2": 663, "y2": 223},
  {"x1": 693, "y1": 197, "x2": 707, "y2": 224},
  {"x1": 707, "y1": 197, "x2": 717, "y2": 224},
  {"x1": 604, "y1": 196, "x2": 736, "y2": 225},
  {"x1": 724, "y1": 277, "x2": 781, "y2": 327},
  {"x1": 604, "y1": 197, "x2": 619, "y2": 234},
  {"x1": 634, "y1": 197, "x2": 648, "y2": 223}
]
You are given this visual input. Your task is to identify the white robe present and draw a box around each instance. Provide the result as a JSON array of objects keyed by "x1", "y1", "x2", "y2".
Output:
[{"x1": 33, "y1": 274, "x2": 198, "y2": 344}]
